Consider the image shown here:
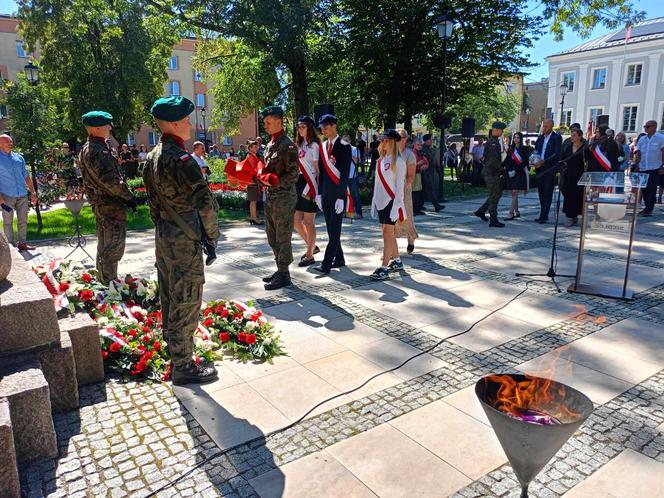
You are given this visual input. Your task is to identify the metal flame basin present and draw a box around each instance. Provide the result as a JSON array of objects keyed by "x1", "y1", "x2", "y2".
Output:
[{"x1": 475, "y1": 374, "x2": 593, "y2": 489}]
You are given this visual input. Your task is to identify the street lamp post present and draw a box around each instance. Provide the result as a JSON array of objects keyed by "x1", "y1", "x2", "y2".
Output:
[
  {"x1": 559, "y1": 81, "x2": 568, "y2": 127},
  {"x1": 435, "y1": 13, "x2": 454, "y2": 197},
  {"x1": 201, "y1": 106, "x2": 208, "y2": 152},
  {"x1": 525, "y1": 107, "x2": 531, "y2": 132},
  {"x1": 24, "y1": 61, "x2": 43, "y2": 231}
]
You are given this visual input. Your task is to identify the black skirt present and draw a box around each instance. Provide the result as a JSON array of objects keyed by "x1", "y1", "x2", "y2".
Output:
[
  {"x1": 295, "y1": 175, "x2": 319, "y2": 213},
  {"x1": 505, "y1": 167, "x2": 528, "y2": 191},
  {"x1": 378, "y1": 200, "x2": 396, "y2": 225}
]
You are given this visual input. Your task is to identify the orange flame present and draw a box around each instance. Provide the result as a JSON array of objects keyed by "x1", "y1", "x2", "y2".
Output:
[
  {"x1": 486, "y1": 374, "x2": 580, "y2": 422},
  {"x1": 595, "y1": 316, "x2": 607, "y2": 325}
]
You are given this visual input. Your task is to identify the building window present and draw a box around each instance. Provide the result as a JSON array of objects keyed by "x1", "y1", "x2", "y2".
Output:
[
  {"x1": 625, "y1": 63, "x2": 642, "y2": 86},
  {"x1": 127, "y1": 133, "x2": 136, "y2": 146},
  {"x1": 562, "y1": 72, "x2": 575, "y2": 92},
  {"x1": 223, "y1": 136, "x2": 233, "y2": 146},
  {"x1": 148, "y1": 131, "x2": 160, "y2": 146},
  {"x1": 588, "y1": 107, "x2": 604, "y2": 127},
  {"x1": 591, "y1": 67, "x2": 607, "y2": 89},
  {"x1": 194, "y1": 70, "x2": 203, "y2": 82},
  {"x1": 0, "y1": 105, "x2": 8, "y2": 118},
  {"x1": 561, "y1": 110, "x2": 573, "y2": 127},
  {"x1": 195, "y1": 93, "x2": 206, "y2": 108},
  {"x1": 167, "y1": 81, "x2": 180, "y2": 96},
  {"x1": 16, "y1": 41, "x2": 27, "y2": 58},
  {"x1": 659, "y1": 103, "x2": 664, "y2": 131},
  {"x1": 168, "y1": 56, "x2": 178, "y2": 70},
  {"x1": 621, "y1": 105, "x2": 638, "y2": 132}
]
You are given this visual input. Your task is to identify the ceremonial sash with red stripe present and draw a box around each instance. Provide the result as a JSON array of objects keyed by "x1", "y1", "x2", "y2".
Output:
[
  {"x1": 346, "y1": 187, "x2": 354, "y2": 215},
  {"x1": 592, "y1": 145, "x2": 612, "y2": 172},
  {"x1": 376, "y1": 158, "x2": 405, "y2": 222},
  {"x1": 298, "y1": 149, "x2": 317, "y2": 199},
  {"x1": 319, "y1": 141, "x2": 340, "y2": 185},
  {"x1": 511, "y1": 148, "x2": 522, "y2": 165}
]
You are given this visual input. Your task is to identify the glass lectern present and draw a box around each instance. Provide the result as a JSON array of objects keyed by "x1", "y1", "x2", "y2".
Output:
[{"x1": 568, "y1": 172, "x2": 649, "y2": 300}]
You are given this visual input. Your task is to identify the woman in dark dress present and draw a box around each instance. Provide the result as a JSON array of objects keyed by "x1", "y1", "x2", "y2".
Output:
[
  {"x1": 561, "y1": 128, "x2": 586, "y2": 227},
  {"x1": 586, "y1": 124, "x2": 620, "y2": 173},
  {"x1": 504, "y1": 132, "x2": 531, "y2": 220},
  {"x1": 245, "y1": 141, "x2": 263, "y2": 225}
]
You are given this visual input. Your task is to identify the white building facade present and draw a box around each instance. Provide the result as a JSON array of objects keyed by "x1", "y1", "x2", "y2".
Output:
[{"x1": 546, "y1": 17, "x2": 664, "y2": 136}]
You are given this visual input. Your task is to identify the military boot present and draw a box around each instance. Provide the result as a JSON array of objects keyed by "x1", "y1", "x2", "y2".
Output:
[
  {"x1": 262, "y1": 271, "x2": 279, "y2": 283},
  {"x1": 264, "y1": 271, "x2": 292, "y2": 290},
  {"x1": 474, "y1": 209, "x2": 488, "y2": 222},
  {"x1": 171, "y1": 360, "x2": 218, "y2": 386},
  {"x1": 489, "y1": 218, "x2": 505, "y2": 228}
]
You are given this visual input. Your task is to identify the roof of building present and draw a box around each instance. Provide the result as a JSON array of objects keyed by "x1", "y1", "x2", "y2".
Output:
[{"x1": 549, "y1": 17, "x2": 664, "y2": 58}]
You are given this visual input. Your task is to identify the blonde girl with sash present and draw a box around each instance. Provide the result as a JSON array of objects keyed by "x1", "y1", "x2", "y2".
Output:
[
  {"x1": 294, "y1": 115, "x2": 322, "y2": 266},
  {"x1": 369, "y1": 129, "x2": 407, "y2": 281}
]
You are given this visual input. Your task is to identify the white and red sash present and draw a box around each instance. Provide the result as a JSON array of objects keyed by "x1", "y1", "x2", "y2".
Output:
[
  {"x1": 319, "y1": 140, "x2": 340, "y2": 185},
  {"x1": 376, "y1": 158, "x2": 405, "y2": 222},
  {"x1": 511, "y1": 148, "x2": 522, "y2": 166},
  {"x1": 298, "y1": 146, "x2": 317, "y2": 199},
  {"x1": 591, "y1": 145, "x2": 612, "y2": 172}
]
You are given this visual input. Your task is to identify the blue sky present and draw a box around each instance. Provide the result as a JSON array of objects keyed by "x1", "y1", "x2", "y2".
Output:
[{"x1": 2, "y1": 0, "x2": 662, "y2": 84}]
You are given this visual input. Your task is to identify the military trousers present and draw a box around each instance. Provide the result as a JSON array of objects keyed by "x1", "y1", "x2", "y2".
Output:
[
  {"x1": 155, "y1": 219, "x2": 204, "y2": 369},
  {"x1": 264, "y1": 188, "x2": 297, "y2": 273},
  {"x1": 478, "y1": 173, "x2": 503, "y2": 220},
  {"x1": 93, "y1": 203, "x2": 128, "y2": 284}
]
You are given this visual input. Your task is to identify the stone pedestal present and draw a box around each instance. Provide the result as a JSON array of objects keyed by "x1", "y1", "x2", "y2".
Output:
[
  {"x1": 39, "y1": 332, "x2": 79, "y2": 413},
  {"x1": 0, "y1": 398, "x2": 20, "y2": 498},
  {"x1": 59, "y1": 314, "x2": 104, "y2": 386},
  {"x1": 0, "y1": 232, "x2": 10, "y2": 282}
]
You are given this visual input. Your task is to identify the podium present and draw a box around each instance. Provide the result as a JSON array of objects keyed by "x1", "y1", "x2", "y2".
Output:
[{"x1": 568, "y1": 172, "x2": 649, "y2": 300}]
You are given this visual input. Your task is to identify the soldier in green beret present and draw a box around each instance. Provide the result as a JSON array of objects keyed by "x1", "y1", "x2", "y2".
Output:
[
  {"x1": 474, "y1": 121, "x2": 507, "y2": 228},
  {"x1": 258, "y1": 106, "x2": 299, "y2": 290},
  {"x1": 143, "y1": 96, "x2": 220, "y2": 385},
  {"x1": 79, "y1": 111, "x2": 137, "y2": 283}
]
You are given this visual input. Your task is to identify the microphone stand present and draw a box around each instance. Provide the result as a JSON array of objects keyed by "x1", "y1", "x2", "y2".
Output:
[{"x1": 515, "y1": 155, "x2": 576, "y2": 292}]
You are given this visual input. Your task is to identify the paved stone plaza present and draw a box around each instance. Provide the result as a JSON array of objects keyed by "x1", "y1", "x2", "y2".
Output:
[{"x1": 18, "y1": 193, "x2": 664, "y2": 498}]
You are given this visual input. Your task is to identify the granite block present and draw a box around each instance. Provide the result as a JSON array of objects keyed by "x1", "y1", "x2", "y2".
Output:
[
  {"x1": 39, "y1": 332, "x2": 79, "y2": 413},
  {"x1": 58, "y1": 314, "x2": 104, "y2": 385},
  {"x1": 0, "y1": 397, "x2": 20, "y2": 498}
]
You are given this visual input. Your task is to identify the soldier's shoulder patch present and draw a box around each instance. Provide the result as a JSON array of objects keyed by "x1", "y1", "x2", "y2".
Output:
[{"x1": 180, "y1": 153, "x2": 191, "y2": 161}]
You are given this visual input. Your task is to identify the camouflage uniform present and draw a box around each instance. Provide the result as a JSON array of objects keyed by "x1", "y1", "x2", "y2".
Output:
[
  {"x1": 262, "y1": 132, "x2": 299, "y2": 273},
  {"x1": 477, "y1": 135, "x2": 504, "y2": 221},
  {"x1": 143, "y1": 135, "x2": 220, "y2": 369},
  {"x1": 79, "y1": 136, "x2": 133, "y2": 283}
]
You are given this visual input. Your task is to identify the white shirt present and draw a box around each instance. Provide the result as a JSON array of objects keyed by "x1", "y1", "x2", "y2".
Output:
[
  {"x1": 372, "y1": 154, "x2": 406, "y2": 211},
  {"x1": 138, "y1": 151, "x2": 147, "y2": 161},
  {"x1": 636, "y1": 133, "x2": 664, "y2": 171},
  {"x1": 298, "y1": 140, "x2": 319, "y2": 177},
  {"x1": 193, "y1": 153, "x2": 207, "y2": 169},
  {"x1": 541, "y1": 132, "x2": 552, "y2": 158},
  {"x1": 349, "y1": 145, "x2": 360, "y2": 178}
]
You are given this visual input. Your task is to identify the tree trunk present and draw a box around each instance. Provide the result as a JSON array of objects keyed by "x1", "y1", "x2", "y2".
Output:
[
  {"x1": 289, "y1": 58, "x2": 309, "y2": 118},
  {"x1": 403, "y1": 107, "x2": 413, "y2": 135}
]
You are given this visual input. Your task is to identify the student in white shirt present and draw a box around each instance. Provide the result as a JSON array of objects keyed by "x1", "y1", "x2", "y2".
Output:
[
  {"x1": 370, "y1": 129, "x2": 407, "y2": 281},
  {"x1": 294, "y1": 116, "x2": 322, "y2": 266}
]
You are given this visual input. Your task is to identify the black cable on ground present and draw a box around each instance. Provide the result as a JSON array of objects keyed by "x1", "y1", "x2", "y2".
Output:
[{"x1": 144, "y1": 281, "x2": 532, "y2": 497}]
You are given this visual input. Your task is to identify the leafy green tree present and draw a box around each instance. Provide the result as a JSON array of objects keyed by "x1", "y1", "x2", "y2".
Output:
[
  {"x1": 17, "y1": 0, "x2": 183, "y2": 140},
  {"x1": 442, "y1": 85, "x2": 519, "y2": 134}
]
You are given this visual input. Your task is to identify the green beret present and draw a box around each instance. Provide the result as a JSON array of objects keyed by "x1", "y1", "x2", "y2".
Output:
[
  {"x1": 492, "y1": 121, "x2": 507, "y2": 129},
  {"x1": 150, "y1": 96, "x2": 195, "y2": 122},
  {"x1": 260, "y1": 106, "x2": 284, "y2": 119},
  {"x1": 81, "y1": 111, "x2": 113, "y2": 127}
]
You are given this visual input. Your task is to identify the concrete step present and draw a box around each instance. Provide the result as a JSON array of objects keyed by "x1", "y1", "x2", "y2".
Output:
[
  {"x1": 58, "y1": 314, "x2": 104, "y2": 386},
  {"x1": 0, "y1": 357, "x2": 58, "y2": 464},
  {"x1": 0, "y1": 397, "x2": 20, "y2": 498},
  {"x1": 0, "y1": 249, "x2": 59, "y2": 356},
  {"x1": 39, "y1": 332, "x2": 79, "y2": 413}
]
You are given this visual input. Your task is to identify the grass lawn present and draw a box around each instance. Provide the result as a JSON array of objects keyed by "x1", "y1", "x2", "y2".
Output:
[{"x1": 10, "y1": 205, "x2": 247, "y2": 241}]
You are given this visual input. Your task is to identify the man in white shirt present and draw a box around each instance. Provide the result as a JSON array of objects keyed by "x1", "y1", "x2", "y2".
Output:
[
  {"x1": 634, "y1": 120, "x2": 664, "y2": 216},
  {"x1": 192, "y1": 141, "x2": 209, "y2": 180}
]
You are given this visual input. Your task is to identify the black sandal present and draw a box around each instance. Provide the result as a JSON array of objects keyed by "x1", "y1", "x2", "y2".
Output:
[
  {"x1": 407, "y1": 244, "x2": 415, "y2": 254},
  {"x1": 298, "y1": 257, "x2": 315, "y2": 267},
  {"x1": 313, "y1": 245, "x2": 320, "y2": 255}
]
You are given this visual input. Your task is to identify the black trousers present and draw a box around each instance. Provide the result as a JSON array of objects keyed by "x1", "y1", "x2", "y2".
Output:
[
  {"x1": 322, "y1": 195, "x2": 345, "y2": 269},
  {"x1": 536, "y1": 171, "x2": 556, "y2": 221},
  {"x1": 642, "y1": 169, "x2": 659, "y2": 213}
]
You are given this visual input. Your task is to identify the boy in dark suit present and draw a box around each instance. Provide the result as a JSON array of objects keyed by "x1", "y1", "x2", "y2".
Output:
[
  {"x1": 533, "y1": 119, "x2": 562, "y2": 223},
  {"x1": 313, "y1": 114, "x2": 351, "y2": 274}
]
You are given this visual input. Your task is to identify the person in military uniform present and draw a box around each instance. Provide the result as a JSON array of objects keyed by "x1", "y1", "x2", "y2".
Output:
[
  {"x1": 474, "y1": 122, "x2": 507, "y2": 228},
  {"x1": 79, "y1": 111, "x2": 136, "y2": 283},
  {"x1": 258, "y1": 106, "x2": 299, "y2": 290},
  {"x1": 143, "y1": 96, "x2": 220, "y2": 385}
]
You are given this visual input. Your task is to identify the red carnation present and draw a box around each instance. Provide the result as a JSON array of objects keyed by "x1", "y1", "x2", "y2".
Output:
[
  {"x1": 109, "y1": 342, "x2": 122, "y2": 353},
  {"x1": 236, "y1": 303, "x2": 246, "y2": 312},
  {"x1": 245, "y1": 334, "x2": 257, "y2": 345},
  {"x1": 215, "y1": 304, "x2": 224, "y2": 314},
  {"x1": 141, "y1": 334, "x2": 151, "y2": 343},
  {"x1": 81, "y1": 273, "x2": 93, "y2": 283},
  {"x1": 238, "y1": 332, "x2": 247, "y2": 343},
  {"x1": 128, "y1": 328, "x2": 138, "y2": 338},
  {"x1": 221, "y1": 309, "x2": 229, "y2": 318},
  {"x1": 78, "y1": 289, "x2": 94, "y2": 301},
  {"x1": 233, "y1": 313, "x2": 243, "y2": 321},
  {"x1": 101, "y1": 350, "x2": 109, "y2": 360},
  {"x1": 202, "y1": 317, "x2": 214, "y2": 328},
  {"x1": 59, "y1": 282, "x2": 70, "y2": 292},
  {"x1": 203, "y1": 308, "x2": 213, "y2": 317},
  {"x1": 142, "y1": 326, "x2": 151, "y2": 333},
  {"x1": 145, "y1": 317, "x2": 155, "y2": 327},
  {"x1": 219, "y1": 332, "x2": 231, "y2": 343},
  {"x1": 195, "y1": 356, "x2": 201, "y2": 365},
  {"x1": 100, "y1": 303, "x2": 107, "y2": 313},
  {"x1": 137, "y1": 345, "x2": 146, "y2": 352},
  {"x1": 153, "y1": 341, "x2": 161, "y2": 351}
]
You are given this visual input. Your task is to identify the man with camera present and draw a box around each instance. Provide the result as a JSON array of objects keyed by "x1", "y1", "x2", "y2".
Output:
[{"x1": 143, "y1": 96, "x2": 220, "y2": 386}]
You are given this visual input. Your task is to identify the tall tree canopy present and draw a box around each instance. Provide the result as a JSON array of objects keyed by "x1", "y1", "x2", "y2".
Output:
[{"x1": 17, "y1": 0, "x2": 183, "y2": 139}]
